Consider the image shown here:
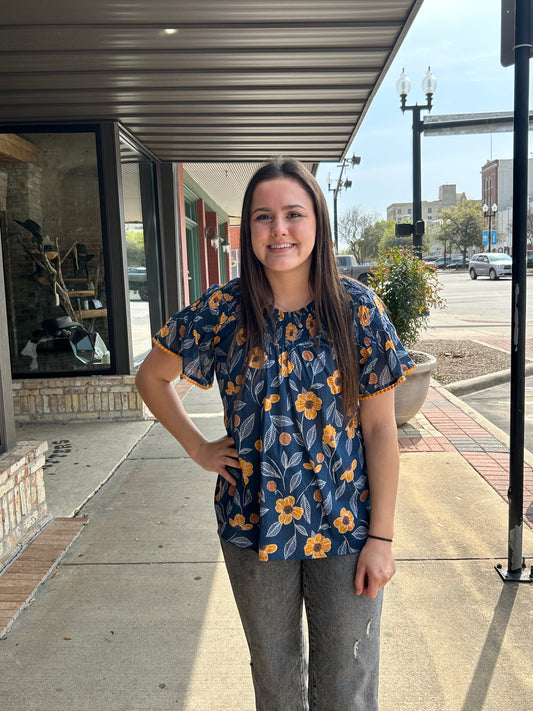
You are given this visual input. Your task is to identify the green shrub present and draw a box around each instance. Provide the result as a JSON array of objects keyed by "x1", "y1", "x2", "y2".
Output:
[{"x1": 368, "y1": 246, "x2": 445, "y2": 347}]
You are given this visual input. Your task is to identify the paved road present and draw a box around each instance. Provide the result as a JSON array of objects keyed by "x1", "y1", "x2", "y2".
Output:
[{"x1": 426, "y1": 271, "x2": 533, "y2": 451}]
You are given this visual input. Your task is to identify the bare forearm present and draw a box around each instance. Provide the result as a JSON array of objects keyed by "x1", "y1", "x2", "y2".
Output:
[{"x1": 363, "y1": 421, "x2": 399, "y2": 539}]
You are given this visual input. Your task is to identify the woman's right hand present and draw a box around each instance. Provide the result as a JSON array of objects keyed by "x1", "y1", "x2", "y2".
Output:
[{"x1": 194, "y1": 436, "x2": 241, "y2": 485}]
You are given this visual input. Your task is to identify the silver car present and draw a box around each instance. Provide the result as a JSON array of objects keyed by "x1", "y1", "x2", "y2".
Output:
[{"x1": 468, "y1": 253, "x2": 512, "y2": 280}]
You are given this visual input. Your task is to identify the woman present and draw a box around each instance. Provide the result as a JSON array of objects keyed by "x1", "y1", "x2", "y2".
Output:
[{"x1": 136, "y1": 158, "x2": 415, "y2": 710}]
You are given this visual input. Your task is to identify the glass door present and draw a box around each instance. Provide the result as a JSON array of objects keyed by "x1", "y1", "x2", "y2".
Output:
[{"x1": 120, "y1": 137, "x2": 162, "y2": 366}]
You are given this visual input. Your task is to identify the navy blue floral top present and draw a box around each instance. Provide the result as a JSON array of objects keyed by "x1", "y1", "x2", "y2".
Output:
[{"x1": 154, "y1": 277, "x2": 415, "y2": 561}]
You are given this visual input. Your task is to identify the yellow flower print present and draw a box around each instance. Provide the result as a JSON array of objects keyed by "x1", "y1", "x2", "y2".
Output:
[
  {"x1": 360, "y1": 346, "x2": 372, "y2": 364},
  {"x1": 213, "y1": 312, "x2": 228, "y2": 334},
  {"x1": 302, "y1": 350, "x2": 314, "y2": 362},
  {"x1": 236, "y1": 328, "x2": 247, "y2": 346},
  {"x1": 295, "y1": 391, "x2": 323, "y2": 420},
  {"x1": 266, "y1": 480, "x2": 277, "y2": 491},
  {"x1": 211, "y1": 335, "x2": 220, "y2": 352},
  {"x1": 369, "y1": 372, "x2": 378, "y2": 385},
  {"x1": 255, "y1": 439, "x2": 263, "y2": 452},
  {"x1": 239, "y1": 459, "x2": 253, "y2": 485},
  {"x1": 327, "y1": 369, "x2": 343, "y2": 395},
  {"x1": 263, "y1": 393, "x2": 281, "y2": 411},
  {"x1": 322, "y1": 424, "x2": 337, "y2": 448},
  {"x1": 373, "y1": 293, "x2": 384, "y2": 315},
  {"x1": 159, "y1": 323, "x2": 170, "y2": 338},
  {"x1": 385, "y1": 338, "x2": 396, "y2": 351},
  {"x1": 358, "y1": 305, "x2": 370, "y2": 327},
  {"x1": 341, "y1": 459, "x2": 357, "y2": 482},
  {"x1": 304, "y1": 534, "x2": 332, "y2": 558},
  {"x1": 209, "y1": 290, "x2": 223, "y2": 309},
  {"x1": 306, "y1": 314, "x2": 318, "y2": 336},
  {"x1": 285, "y1": 322, "x2": 299, "y2": 341},
  {"x1": 313, "y1": 489, "x2": 323, "y2": 502},
  {"x1": 345, "y1": 414, "x2": 358, "y2": 439},
  {"x1": 259, "y1": 544, "x2": 278, "y2": 561},
  {"x1": 250, "y1": 513, "x2": 260, "y2": 524},
  {"x1": 225, "y1": 380, "x2": 241, "y2": 396},
  {"x1": 303, "y1": 459, "x2": 322, "y2": 473},
  {"x1": 275, "y1": 496, "x2": 304, "y2": 525},
  {"x1": 334, "y1": 508, "x2": 355, "y2": 534},
  {"x1": 249, "y1": 346, "x2": 267, "y2": 369},
  {"x1": 279, "y1": 351, "x2": 294, "y2": 377},
  {"x1": 229, "y1": 514, "x2": 253, "y2": 531},
  {"x1": 192, "y1": 329, "x2": 200, "y2": 344}
]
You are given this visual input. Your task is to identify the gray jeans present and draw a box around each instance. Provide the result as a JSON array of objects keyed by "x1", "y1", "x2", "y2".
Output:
[{"x1": 220, "y1": 538, "x2": 383, "y2": 711}]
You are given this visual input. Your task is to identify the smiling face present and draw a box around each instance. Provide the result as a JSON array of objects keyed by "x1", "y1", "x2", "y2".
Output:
[{"x1": 249, "y1": 177, "x2": 317, "y2": 284}]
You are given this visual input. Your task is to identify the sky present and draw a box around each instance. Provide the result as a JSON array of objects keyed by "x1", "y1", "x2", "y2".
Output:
[{"x1": 317, "y1": 0, "x2": 530, "y2": 222}]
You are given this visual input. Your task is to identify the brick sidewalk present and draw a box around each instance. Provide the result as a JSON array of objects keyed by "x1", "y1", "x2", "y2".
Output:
[
  {"x1": 0, "y1": 517, "x2": 87, "y2": 636},
  {"x1": 398, "y1": 386, "x2": 533, "y2": 531}
]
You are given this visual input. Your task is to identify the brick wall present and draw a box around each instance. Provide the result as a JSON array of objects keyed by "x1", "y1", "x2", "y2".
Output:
[
  {"x1": 0, "y1": 440, "x2": 49, "y2": 567},
  {"x1": 13, "y1": 375, "x2": 148, "y2": 422}
]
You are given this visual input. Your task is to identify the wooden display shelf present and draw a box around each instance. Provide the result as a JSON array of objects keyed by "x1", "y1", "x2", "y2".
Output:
[
  {"x1": 69, "y1": 290, "x2": 95, "y2": 297},
  {"x1": 78, "y1": 308, "x2": 107, "y2": 319}
]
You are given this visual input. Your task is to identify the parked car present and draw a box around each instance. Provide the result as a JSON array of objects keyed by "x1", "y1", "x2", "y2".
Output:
[
  {"x1": 527, "y1": 250, "x2": 533, "y2": 268},
  {"x1": 468, "y1": 253, "x2": 512, "y2": 280},
  {"x1": 444, "y1": 256, "x2": 467, "y2": 270},
  {"x1": 334, "y1": 255, "x2": 374, "y2": 285},
  {"x1": 127, "y1": 266, "x2": 149, "y2": 300},
  {"x1": 432, "y1": 256, "x2": 461, "y2": 269}
]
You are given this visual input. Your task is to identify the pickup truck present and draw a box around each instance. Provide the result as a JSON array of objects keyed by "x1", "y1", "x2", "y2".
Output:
[{"x1": 334, "y1": 255, "x2": 373, "y2": 285}]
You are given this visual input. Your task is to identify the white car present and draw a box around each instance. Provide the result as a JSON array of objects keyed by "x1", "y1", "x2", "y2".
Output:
[{"x1": 468, "y1": 253, "x2": 512, "y2": 280}]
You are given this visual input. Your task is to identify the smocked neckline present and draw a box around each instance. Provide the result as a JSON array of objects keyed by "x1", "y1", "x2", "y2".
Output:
[{"x1": 271, "y1": 301, "x2": 315, "y2": 317}]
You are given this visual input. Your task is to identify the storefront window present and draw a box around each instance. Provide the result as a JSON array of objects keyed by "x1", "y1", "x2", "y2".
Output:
[{"x1": 1, "y1": 131, "x2": 111, "y2": 376}]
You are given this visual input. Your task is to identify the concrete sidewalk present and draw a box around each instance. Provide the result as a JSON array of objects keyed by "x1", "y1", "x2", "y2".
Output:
[{"x1": 1, "y1": 383, "x2": 532, "y2": 711}]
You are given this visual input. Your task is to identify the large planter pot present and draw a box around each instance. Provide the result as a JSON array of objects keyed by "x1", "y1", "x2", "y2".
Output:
[{"x1": 394, "y1": 350, "x2": 437, "y2": 426}]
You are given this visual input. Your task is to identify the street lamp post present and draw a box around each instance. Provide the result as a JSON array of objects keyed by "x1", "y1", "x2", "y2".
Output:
[
  {"x1": 396, "y1": 67, "x2": 437, "y2": 259},
  {"x1": 482, "y1": 202, "x2": 498, "y2": 252},
  {"x1": 328, "y1": 154, "x2": 361, "y2": 251}
]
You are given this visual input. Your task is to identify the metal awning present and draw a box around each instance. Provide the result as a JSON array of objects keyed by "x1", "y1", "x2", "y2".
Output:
[{"x1": 0, "y1": 0, "x2": 423, "y2": 164}]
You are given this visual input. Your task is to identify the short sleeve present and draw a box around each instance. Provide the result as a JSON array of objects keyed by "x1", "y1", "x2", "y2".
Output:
[
  {"x1": 349, "y1": 285, "x2": 416, "y2": 399},
  {"x1": 153, "y1": 283, "x2": 234, "y2": 389}
]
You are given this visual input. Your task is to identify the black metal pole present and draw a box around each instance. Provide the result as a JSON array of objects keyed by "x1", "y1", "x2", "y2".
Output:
[
  {"x1": 412, "y1": 105, "x2": 423, "y2": 259},
  {"x1": 488, "y1": 212, "x2": 492, "y2": 253},
  {"x1": 505, "y1": 0, "x2": 530, "y2": 580},
  {"x1": 333, "y1": 191, "x2": 339, "y2": 252}
]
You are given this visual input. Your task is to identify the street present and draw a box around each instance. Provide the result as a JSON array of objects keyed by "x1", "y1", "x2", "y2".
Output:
[
  {"x1": 425, "y1": 270, "x2": 533, "y2": 336},
  {"x1": 425, "y1": 270, "x2": 533, "y2": 451}
]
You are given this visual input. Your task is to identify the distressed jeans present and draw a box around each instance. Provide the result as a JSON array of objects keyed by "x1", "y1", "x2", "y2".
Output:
[{"x1": 221, "y1": 538, "x2": 383, "y2": 711}]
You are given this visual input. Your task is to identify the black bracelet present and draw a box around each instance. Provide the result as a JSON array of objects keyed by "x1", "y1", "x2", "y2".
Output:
[{"x1": 367, "y1": 534, "x2": 393, "y2": 543}]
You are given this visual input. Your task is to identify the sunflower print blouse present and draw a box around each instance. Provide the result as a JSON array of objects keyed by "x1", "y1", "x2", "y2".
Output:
[{"x1": 153, "y1": 277, "x2": 415, "y2": 562}]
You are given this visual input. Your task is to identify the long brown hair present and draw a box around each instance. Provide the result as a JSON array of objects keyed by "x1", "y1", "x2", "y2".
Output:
[{"x1": 238, "y1": 158, "x2": 359, "y2": 415}]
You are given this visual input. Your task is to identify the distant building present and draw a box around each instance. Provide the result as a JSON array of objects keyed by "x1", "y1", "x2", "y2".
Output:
[
  {"x1": 386, "y1": 184, "x2": 467, "y2": 227},
  {"x1": 481, "y1": 158, "x2": 533, "y2": 249}
]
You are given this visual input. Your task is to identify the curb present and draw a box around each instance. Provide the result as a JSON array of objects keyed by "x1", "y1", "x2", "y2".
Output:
[
  {"x1": 431, "y1": 379, "x2": 533, "y2": 471},
  {"x1": 444, "y1": 361, "x2": 533, "y2": 396}
]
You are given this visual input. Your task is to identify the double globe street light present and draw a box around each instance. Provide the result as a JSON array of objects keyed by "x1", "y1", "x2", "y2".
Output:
[
  {"x1": 482, "y1": 202, "x2": 498, "y2": 252},
  {"x1": 396, "y1": 66, "x2": 437, "y2": 258}
]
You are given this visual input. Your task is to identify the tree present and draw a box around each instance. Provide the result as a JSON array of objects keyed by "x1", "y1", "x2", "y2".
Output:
[
  {"x1": 438, "y1": 199, "x2": 483, "y2": 265},
  {"x1": 125, "y1": 228, "x2": 145, "y2": 266},
  {"x1": 337, "y1": 207, "x2": 378, "y2": 263}
]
